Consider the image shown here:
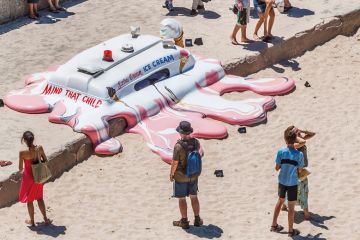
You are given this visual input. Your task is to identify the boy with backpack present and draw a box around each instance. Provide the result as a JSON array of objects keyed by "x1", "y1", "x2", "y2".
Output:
[{"x1": 170, "y1": 121, "x2": 203, "y2": 229}]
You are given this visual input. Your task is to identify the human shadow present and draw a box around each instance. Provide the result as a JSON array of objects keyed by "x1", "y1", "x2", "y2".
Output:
[
  {"x1": 0, "y1": 18, "x2": 33, "y2": 35},
  {"x1": 28, "y1": 223, "x2": 67, "y2": 238},
  {"x1": 185, "y1": 224, "x2": 223, "y2": 239},
  {"x1": 200, "y1": 10, "x2": 221, "y2": 19},
  {"x1": 240, "y1": 36, "x2": 284, "y2": 52},
  {"x1": 295, "y1": 211, "x2": 335, "y2": 230},
  {"x1": 292, "y1": 233, "x2": 327, "y2": 240},
  {"x1": 286, "y1": 7, "x2": 315, "y2": 18},
  {"x1": 0, "y1": 0, "x2": 85, "y2": 35},
  {"x1": 278, "y1": 59, "x2": 301, "y2": 71},
  {"x1": 166, "y1": 7, "x2": 220, "y2": 19},
  {"x1": 270, "y1": 59, "x2": 301, "y2": 73},
  {"x1": 166, "y1": 7, "x2": 192, "y2": 17},
  {"x1": 36, "y1": 10, "x2": 75, "y2": 24}
]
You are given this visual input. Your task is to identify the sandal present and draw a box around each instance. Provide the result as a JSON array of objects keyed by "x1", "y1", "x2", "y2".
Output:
[
  {"x1": 262, "y1": 36, "x2": 272, "y2": 43},
  {"x1": 270, "y1": 224, "x2": 284, "y2": 232},
  {"x1": 44, "y1": 218, "x2": 53, "y2": 226},
  {"x1": 173, "y1": 218, "x2": 190, "y2": 229},
  {"x1": 28, "y1": 15, "x2": 38, "y2": 20},
  {"x1": 0, "y1": 160, "x2": 12, "y2": 167},
  {"x1": 49, "y1": 8, "x2": 59, "y2": 13},
  {"x1": 288, "y1": 229, "x2": 300, "y2": 237}
]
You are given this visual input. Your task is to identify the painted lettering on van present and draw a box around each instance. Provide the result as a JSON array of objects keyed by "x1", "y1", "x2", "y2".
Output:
[
  {"x1": 117, "y1": 70, "x2": 143, "y2": 90},
  {"x1": 143, "y1": 55, "x2": 175, "y2": 73}
]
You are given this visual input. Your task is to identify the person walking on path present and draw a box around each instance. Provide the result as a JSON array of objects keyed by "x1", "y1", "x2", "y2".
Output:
[
  {"x1": 230, "y1": 0, "x2": 252, "y2": 44},
  {"x1": 282, "y1": 126, "x2": 316, "y2": 220},
  {"x1": 271, "y1": 126, "x2": 304, "y2": 237},
  {"x1": 170, "y1": 121, "x2": 203, "y2": 229},
  {"x1": 19, "y1": 131, "x2": 52, "y2": 227},
  {"x1": 253, "y1": 0, "x2": 275, "y2": 41}
]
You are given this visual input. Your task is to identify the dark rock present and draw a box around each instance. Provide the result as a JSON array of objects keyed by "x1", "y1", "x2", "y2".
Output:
[
  {"x1": 304, "y1": 81, "x2": 311, "y2": 87},
  {"x1": 194, "y1": 37, "x2": 203, "y2": 46},
  {"x1": 214, "y1": 169, "x2": 224, "y2": 177},
  {"x1": 238, "y1": 127, "x2": 246, "y2": 133}
]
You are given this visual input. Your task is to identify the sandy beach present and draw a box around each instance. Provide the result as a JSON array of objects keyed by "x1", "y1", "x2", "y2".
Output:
[
  {"x1": 1, "y1": 28, "x2": 359, "y2": 240},
  {"x1": 0, "y1": 0, "x2": 360, "y2": 239},
  {"x1": 0, "y1": 0, "x2": 359, "y2": 178}
]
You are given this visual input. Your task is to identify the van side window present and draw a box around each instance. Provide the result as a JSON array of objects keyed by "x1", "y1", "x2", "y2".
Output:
[{"x1": 134, "y1": 69, "x2": 170, "y2": 91}]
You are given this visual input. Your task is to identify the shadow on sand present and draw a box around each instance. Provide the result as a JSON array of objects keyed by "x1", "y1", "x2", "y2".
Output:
[
  {"x1": 29, "y1": 223, "x2": 67, "y2": 238},
  {"x1": 165, "y1": 7, "x2": 220, "y2": 19},
  {"x1": 286, "y1": 7, "x2": 315, "y2": 18},
  {"x1": 185, "y1": 224, "x2": 223, "y2": 239},
  {"x1": 36, "y1": 10, "x2": 75, "y2": 25},
  {"x1": 270, "y1": 59, "x2": 301, "y2": 73},
  {"x1": 0, "y1": 0, "x2": 86, "y2": 35},
  {"x1": 295, "y1": 211, "x2": 336, "y2": 230},
  {"x1": 239, "y1": 36, "x2": 284, "y2": 52},
  {"x1": 292, "y1": 233, "x2": 327, "y2": 240}
]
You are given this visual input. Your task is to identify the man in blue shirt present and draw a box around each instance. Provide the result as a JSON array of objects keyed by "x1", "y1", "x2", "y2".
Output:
[{"x1": 270, "y1": 126, "x2": 304, "y2": 237}]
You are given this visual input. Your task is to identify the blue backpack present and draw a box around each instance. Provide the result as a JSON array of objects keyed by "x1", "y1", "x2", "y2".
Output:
[{"x1": 178, "y1": 139, "x2": 202, "y2": 178}]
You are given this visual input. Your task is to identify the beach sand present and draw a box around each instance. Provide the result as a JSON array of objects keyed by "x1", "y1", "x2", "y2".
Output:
[{"x1": 0, "y1": 22, "x2": 359, "y2": 239}]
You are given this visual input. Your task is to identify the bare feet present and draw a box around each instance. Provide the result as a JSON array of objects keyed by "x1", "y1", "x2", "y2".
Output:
[
  {"x1": 253, "y1": 33, "x2": 261, "y2": 41},
  {"x1": 241, "y1": 37, "x2": 254, "y2": 43},
  {"x1": 230, "y1": 37, "x2": 239, "y2": 45},
  {"x1": 25, "y1": 219, "x2": 35, "y2": 227},
  {"x1": 43, "y1": 218, "x2": 53, "y2": 226},
  {"x1": 304, "y1": 209, "x2": 311, "y2": 220},
  {"x1": 28, "y1": 15, "x2": 38, "y2": 20}
]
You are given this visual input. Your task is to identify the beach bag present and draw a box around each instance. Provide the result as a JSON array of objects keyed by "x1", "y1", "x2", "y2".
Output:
[
  {"x1": 178, "y1": 139, "x2": 202, "y2": 178},
  {"x1": 274, "y1": 0, "x2": 285, "y2": 13},
  {"x1": 31, "y1": 146, "x2": 52, "y2": 184}
]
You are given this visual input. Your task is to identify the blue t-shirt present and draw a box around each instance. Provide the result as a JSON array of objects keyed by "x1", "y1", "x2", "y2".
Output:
[{"x1": 275, "y1": 147, "x2": 304, "y2": 186}]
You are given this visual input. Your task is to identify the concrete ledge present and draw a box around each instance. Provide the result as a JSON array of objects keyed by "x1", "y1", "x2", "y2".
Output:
[
  {"x1": 0, "y1": 118, "x2": 126, "y2": 208},
  {"x1": 224, "y1": 9, "x2": 360, "y2": 76},
  {"x1": 0, "y1": 0, "x2": 66, "y2": 25}
]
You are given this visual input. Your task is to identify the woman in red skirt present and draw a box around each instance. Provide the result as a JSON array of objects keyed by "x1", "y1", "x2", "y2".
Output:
[{"x1": 19, "y1": 131, "x2": 52, "y2": 227}]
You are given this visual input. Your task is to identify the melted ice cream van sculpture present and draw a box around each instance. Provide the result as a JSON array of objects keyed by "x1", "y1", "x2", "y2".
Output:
[{"x1": 4, "y1": 32, "x2": 295, "y2": 163}]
